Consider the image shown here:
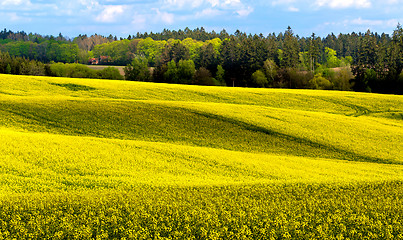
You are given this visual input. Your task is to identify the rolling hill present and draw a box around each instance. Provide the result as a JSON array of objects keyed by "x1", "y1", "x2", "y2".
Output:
[{"x1": 0, "y1": 74, "x2": 402, "y2": 239}]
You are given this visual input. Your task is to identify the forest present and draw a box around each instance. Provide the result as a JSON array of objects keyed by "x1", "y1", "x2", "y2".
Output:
[{"x1": 0, "y1": 26, "x2": 402, "y2": 94}]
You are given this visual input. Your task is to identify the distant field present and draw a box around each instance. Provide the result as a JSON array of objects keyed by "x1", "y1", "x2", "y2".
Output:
[
  {"x1": 0, "y1": 74, "x2": 402, "y2": 239},
  {"x1": 87, "y1": 65, "x2": 125, "y2": 76}
]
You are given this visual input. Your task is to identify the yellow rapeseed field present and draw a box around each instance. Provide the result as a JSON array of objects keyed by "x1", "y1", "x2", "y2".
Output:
[{"x1": 0, "y1": 74, "x2": 402, "y2": 239}]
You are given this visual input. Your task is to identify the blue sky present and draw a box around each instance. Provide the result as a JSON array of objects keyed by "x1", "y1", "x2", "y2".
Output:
[{"x1": 1, "y1": 0, "x2": 402, "y2": 38}]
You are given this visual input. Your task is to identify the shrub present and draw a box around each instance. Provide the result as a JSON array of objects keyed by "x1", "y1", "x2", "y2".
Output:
[
  {"x1": 325, "y1": 47, "x2": 341, "y2": 68},
  {"x1": 5, "y1": 64, "x2": 11, "y2": 74},
  {"x1": 262, "y1": 59, "x2": 278, "y2": 86},
  {"x1": 309, "y1": 73, "x2": 334, "y2": 90},
  {"x1": 164, "y1": 59, "x2": 195, "y2": 84},
  {"x1": 124, "y1": 56, "x2": 150, "y2": 81},
  {"x1": 67, "y1": 64, "x2": 97, "y2": 78},
  {"x1": 193, "y1": 67, "x2": 215, "y2": 86},
  {"x1": 177, "y1": 59, "x2": 195, "y2": 84},
  {"x1": 215, "y1": 65, "x2": 226, "y2": 86},
  {"x1": 164, "y1": 60, "x2": 179, "y2": 83},
  {"x1": 48, "y1": 63, "x2": 98, "y2": 79},
  {"x1": 332, "y1": 66, "x2": 353, "y2": 91},
  {"x1": 19, "y1": 60, "x2": 46, "y2": 76},
  {"x1": 97, "y1": 67, "x2": 124, "y2": 80},
  {"x1": 251, "y1": 70, "x2": 268, "y2": 88}
]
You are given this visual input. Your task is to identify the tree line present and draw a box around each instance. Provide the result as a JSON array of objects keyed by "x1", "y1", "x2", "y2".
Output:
[
  {"x1": 0, "y1": 52, "x2": 123, "y2": 80},
  {"x1": 0, "y1": 26, "x2": 402, "y2": 94}
]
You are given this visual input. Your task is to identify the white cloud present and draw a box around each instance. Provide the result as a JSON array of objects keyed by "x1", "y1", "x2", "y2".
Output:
[
  {"x1": 163, "y1": 0, "x2": 203, "y2": 8},
  {"x1": 322, "y1": 17, "x2": 400, "y2": 29},
  {"x1": 207, "y1": 0, "x2": 220, "y2": 6},
  {"x1": 236, "y1": 6, "x2": 253, "y2": 16},
  {"x1": 195, "y1": 8, "x2": 223, "y2": 18},
  {"x1": 6, "y1": 12, "x2": 32, "y2": 22},
  {"x1": 161, "y1": 0, "x2": 252, "y2": 20},
  {"x1": 0, "y1": 0, "x2": 34, "y2": 10},
  {"x1": 315, "y1": 0, "x2": 371, "y2": 9},
  {"x1": 288, "y1": 6, "x2": 299, "y2": 12},
  {"x1": 0, "y1": 0, "x2": 30, "y2": 6},
  {"x1": 131, "y1": 14, "x2": 147, "y2": 30},
  {"x1": 272, "y1": 0, "x2": 373, "y2": 10},
  {"x1": 349, "y1": 17, "x2": 399, "y2": 27},
  {"x1": 9, "y1": 12, "x2": 20, "y2": 21},
  {"x1": 271, "y1": 0, "x2": 300, "y2": 11},
  {"x1": 129, "y1": 9, "x2": 175, "y2": 31},
  {"x1": 153, "y1": 8, "x2": 175, "y2": 24},
  {"x1": 52, "y1": 0, "x2": 102, "y2": 16},
  {"x1": 224, "y1": 0, "x2": 241, "y2": 6},
  {"x1": 272, "y1": 0, "x2": 296, "y2": 6},
  {"x1": 78, "y1": 0, "x2": 100, "y2": 11},
  {"x1": 95, "y1": 5, "x2": 124, "y2": 23},
  {"x1": 163, "y1": 0, "x2": 243, "y2": 9}
]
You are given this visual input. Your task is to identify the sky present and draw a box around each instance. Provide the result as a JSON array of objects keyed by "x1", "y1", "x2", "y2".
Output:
[{"x1": 0, "y1": 0, "x2": 402, "y2": 39}]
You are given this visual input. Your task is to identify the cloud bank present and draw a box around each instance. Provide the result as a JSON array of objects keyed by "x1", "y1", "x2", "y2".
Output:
[{"x1": 0, "y1": 0, "x2": 401, "y2": 37}]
